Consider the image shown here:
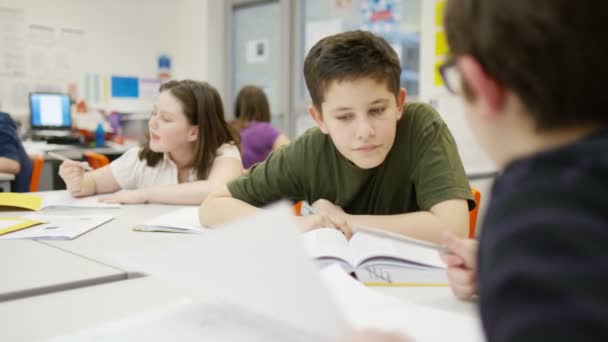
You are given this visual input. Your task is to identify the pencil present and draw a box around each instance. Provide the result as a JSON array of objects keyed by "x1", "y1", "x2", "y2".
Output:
[{"x1": 47, "y1": 152, "x2": 93, "y2": 171}]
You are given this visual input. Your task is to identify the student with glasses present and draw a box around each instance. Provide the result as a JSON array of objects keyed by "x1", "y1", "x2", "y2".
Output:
[{"x1": 347, "y1": 0, "x2": 608, "y2": 341}]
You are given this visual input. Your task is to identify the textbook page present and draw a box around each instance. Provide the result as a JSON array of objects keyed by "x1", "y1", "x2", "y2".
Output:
[
  {"x1": 301, "y1": 227, "x2": 353, "y2": 267},
  {"x1": 133, "y1": 206, "x2": 208, "y2": 233},
  {"x1": 39, "y1": 191, "x2": 121, "y2": 210},
  {"x1": 350, "y1": 231, "x2": 445, "y2": 268},
  {"x1": 105, "y1": 203, "x2": 350, "y2": 340},
  {"x1": 0, "y1": 213, "x2": 114, "y2": 240},
  {"x1": 321, "y1": 265, "x2": 484, "y2": 341}
]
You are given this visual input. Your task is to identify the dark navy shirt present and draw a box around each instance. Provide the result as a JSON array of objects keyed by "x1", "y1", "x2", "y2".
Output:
[
  {"x1": 0, "y1": 112, "x2": 32, "y2": 192},
  {"x1": 478, "y1": 128, "x2": 608, "y2": 342}
]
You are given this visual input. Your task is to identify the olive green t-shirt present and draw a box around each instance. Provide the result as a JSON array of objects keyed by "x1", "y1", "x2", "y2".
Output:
[{"x1": 228, "y1": 102, "x2": 475, "y2": 214}]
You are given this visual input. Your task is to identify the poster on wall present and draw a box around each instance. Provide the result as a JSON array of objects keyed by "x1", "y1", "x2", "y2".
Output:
[
  {"x1": 0, "y1": 7, "x2": 26, "y2": 77},
  {"x1": 360, "y1": 0, "x2": 399, "y2": 33},
  {"x1": 246, "y1": 39, "x2": 269, "y2": 64}
]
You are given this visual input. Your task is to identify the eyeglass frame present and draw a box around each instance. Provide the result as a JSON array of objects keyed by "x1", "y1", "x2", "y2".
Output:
[{"x1": 438, "y1": 57, "x2": 463, "y2": 95}]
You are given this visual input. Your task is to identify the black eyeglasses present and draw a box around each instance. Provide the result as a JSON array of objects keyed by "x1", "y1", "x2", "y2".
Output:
[{"x1": 439, "y1": 58, "x2": 463, "y2": 95}]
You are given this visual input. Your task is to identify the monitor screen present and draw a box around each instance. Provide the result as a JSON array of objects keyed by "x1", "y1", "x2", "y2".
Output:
[{"x1": 29, "y1": 93, "x2": 72, "y2": 129}]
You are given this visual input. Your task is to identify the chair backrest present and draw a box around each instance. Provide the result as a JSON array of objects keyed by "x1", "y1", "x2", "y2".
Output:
[
  {"x1": 469, "y1": 187, "x2": 482, "y2": 238},
  {"x1": 84, "y1": 151, "x2": 110, "y2": 170},
  {"x1": 29, "y1": 154, "x2": 44, "y2": 192}
]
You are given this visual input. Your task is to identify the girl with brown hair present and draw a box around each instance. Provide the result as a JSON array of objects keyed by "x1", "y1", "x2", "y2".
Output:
[{"x1": 59, "y1": 80, "x2": 242, "y2": 204}]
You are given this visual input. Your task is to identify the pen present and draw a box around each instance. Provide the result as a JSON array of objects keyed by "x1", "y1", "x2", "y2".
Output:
[
  {"x1": 48, "y1": 152, "x2": 93, "y2": 171},
  {"x1": 301, "y1": 201, "x2": 316, "y2": 215}
]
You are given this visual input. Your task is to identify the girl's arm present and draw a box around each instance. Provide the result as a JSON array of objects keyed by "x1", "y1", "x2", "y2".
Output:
[
  {"x1": 101, "y1": 157, "x2": 243, "y2": 205},
  {"x1": 59, "y1": 161, "x2": 121, "y2": 197}
]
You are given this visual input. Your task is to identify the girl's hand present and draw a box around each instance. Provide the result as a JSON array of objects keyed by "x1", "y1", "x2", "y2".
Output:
[
  {"x1": 99, "y1": 190, "x2": 148, "y2": 204},
  {"x1": 58, "y1": 160, "x2": 86, "y2": 194}
]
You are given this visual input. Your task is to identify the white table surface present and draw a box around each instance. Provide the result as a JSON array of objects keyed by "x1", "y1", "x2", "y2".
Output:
[
  {"x1": 0, "y1": 240, "x2": 126, "y2": 302},
  {"x1": 0, "y1": 197, "x2": 481, "y2": 341}
]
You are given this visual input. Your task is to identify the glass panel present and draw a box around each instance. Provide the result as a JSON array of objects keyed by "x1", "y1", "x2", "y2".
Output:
[
  {"x1": 299, "y1": 0, "x2": 421, "y2": 100},
  {"x1": 232, "y1": 1, "x2": 283, "y2": 129}
]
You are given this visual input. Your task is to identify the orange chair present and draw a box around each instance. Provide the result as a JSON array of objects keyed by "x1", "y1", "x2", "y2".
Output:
[
  {"x1": 469, "y1": 187, "x2": 482, "y2": 238},
  {"x1": 84, "y1": 151, "x2": 110, "y2": 170},
  {"x1": 29, "y1": 155, "x2": 44, "y2": 192}
]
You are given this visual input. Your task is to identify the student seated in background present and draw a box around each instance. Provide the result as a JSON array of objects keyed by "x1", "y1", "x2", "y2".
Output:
[
  {"x1": 59, "y1": 80, "x2": 242, "y2": 205},
  {"x1": 0, "y1": 111, "x2": 32, "y2": 192},
  {"x1": 232, "y1": 85, "x2": 289, "y2": 169},
  {"x1": 200, "y1": 31, "x2": 474, "y2": 243}
]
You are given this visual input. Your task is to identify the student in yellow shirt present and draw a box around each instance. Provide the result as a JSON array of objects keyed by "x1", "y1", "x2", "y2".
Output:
[
  {"x1": 200, "y1": 31, "x2": 474, "y2": 244},
  {"x1": 59, "y1": 80, "x2": 242, "y2": 205}
]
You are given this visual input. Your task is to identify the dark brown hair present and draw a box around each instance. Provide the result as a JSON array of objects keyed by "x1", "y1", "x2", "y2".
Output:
[
  {"x1": 445, "y1": 0, "x2": 608, "y2": 130},
  {"x1": 303, "y1": 30, "x2": 401, "y2": 112},
  {"x1": 232, "y1": 85, "x2": 271, "y2": 132},
  {"x1": 139, "y1": 80, "x2": 240, "y2": 179}
]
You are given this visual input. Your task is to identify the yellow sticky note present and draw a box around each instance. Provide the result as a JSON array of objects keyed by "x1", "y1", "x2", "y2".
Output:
[
  {"x1": 435, "y1": 31, "x2": 449, "y2": 56},
  {"x1": 435, "y1": 1, "x2": 446, "y2": 27},
  {"x1": 0, "y1": 193, "x2": 43, "y2": 211},
  {"x1": 434, "y1": 60, "x2": 445, "y2": 87},
  {"x1": 0, "y1": 217, "x2": 44, "y2": 235}
]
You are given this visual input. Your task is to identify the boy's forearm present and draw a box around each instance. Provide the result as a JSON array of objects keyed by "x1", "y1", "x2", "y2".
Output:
[
  {"x1": 348, "y1": 210, "x2": 468, "y2": 244},
  {"x1": 199, "y1": 192, "x2": 260, "y2": 227}
]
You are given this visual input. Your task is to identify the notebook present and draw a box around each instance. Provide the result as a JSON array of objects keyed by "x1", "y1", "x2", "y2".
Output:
[
  {"x1": 39, "y1": 191, "x2": 121, "y2": 210},
  {"x1": 133, "y1": 207, "x2": 207, "y2": 234},
  {"x1": 0, "y1": 192, "x2": 121, "y2": 211},
  {"x1": 0, "y1": 213, "x2": 114, "y2": 240},
  {"x1": 0, "y1": 217, "x2": 45, "y2": 235},
  {"x1": 301, "y1": 227, "x2": 448, "y2": 286}
]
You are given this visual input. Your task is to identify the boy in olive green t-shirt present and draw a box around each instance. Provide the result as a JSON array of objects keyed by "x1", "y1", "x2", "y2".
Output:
[{"x1": 200, "y1": 30, "x2": 474, "y2": 243}]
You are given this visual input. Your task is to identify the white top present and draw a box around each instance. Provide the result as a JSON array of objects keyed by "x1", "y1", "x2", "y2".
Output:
[{"x1": 110, "y1": 143, "x2": 240, "y2": 189}]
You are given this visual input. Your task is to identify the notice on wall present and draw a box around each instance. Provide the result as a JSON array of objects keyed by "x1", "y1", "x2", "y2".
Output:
[
  {"x1": 27, "y1": 24, "x2": 56, "y2": 79},
  {"x1": 0, "y1": 7, "x2": 26, "y2": 77},
  {"x1": 305, "y1": 19, "x2": 342, "y2": 56},
  {"x1": 246, "y1": 39, "x2": 269, "y2": 64}
]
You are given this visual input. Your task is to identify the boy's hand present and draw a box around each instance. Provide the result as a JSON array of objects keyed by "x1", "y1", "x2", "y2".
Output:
[
  {"x1": 295, "y1": 213, "x2": 336, "y2": 232},
  {"x1": 342, "y1": 330, "x2": 410, "y2": 342},
  {"x1": 99, "y1": 190, "x2": 148, "y2": 204},
  {"x1": 440, "y1": 231, "x2": 479, "y2": 300},
  {"x1": 58, "y1": 160, "x2": 86, "y2": 194},
  {"x1": 311, "y1": 199, "x2": 353, "y2": 238}
]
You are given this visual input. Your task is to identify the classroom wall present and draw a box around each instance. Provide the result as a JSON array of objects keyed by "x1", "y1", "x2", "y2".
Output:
[{"x1": 0, "y1": 0, "x2": 212, "y2": 120}]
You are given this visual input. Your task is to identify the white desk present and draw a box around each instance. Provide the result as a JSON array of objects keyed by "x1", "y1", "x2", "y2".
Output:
[
  {"x1": 1, "y1": 199, "x2": 481, "y2": 341},
  {"x1": 0, "y1": 240, "x2": 127, "y2": 302},
  {"x1": 0, "y1": 172, "x2": 14, "y2": 192},
  {"x1": 0, "y1": 276, "x2": 191, "y2": 342}
]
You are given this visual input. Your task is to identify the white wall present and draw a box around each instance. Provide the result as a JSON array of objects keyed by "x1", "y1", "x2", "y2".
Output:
[{"x1": 0, "y1": 0, "x2": 212, "y2": 119}]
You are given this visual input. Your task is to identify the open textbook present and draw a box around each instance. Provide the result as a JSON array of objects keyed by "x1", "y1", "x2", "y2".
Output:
[
  {"x1": 51, "y1": 204, "x2": 483, "y2": 342},
  {"x1": 133, "y1": 207, "x2": 207, "y2": 233},
  {"x1": 0, "y1": 213, "x2": 114, "y2": 240},
  {"x1": 302, "y1": 227, "x2": 448, "y2": 285}
]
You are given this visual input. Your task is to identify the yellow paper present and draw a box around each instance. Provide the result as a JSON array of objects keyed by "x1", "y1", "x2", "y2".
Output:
[
  {"x1": 435, "y1": 1, "x2": 446, "y2": 27},
  {"x1": 0, "y1": 193, "x2": 43, "y2": 211},
  {"x1": 435, "y1": 30, "x2": 449, "y2": 56},
  {"x1": 434, "y1": 60, "x2": 445, "y2": 87},
  {"x1": 0, "y1": 217, "x2": 44, "y2": 235}
]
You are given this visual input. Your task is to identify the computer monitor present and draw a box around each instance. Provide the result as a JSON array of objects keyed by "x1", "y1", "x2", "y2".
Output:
[{"x1": 29, "y1": 92, "x2": 72, "y2": 130}]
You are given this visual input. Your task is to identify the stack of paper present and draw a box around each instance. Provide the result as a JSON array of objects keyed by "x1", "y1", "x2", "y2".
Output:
[
  {"x1": 0, "y1": 213, "x2": 115, "y2": 240},
  {"x1": 133, "y1": 207, "x2": 207, "y2": 233},
  {"x1": 0, "y1": 217, "x2": 44, "y2": 235}
]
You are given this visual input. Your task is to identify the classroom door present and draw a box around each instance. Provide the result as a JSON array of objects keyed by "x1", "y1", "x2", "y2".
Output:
[{"x1": 230, "y1": 0, "x2": 291, "y2": 133}]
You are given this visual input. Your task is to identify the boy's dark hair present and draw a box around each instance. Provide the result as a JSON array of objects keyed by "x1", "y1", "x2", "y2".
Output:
[
  {"x1": 303, "y1": 30, "x2": 401, "y2": 112},
  {"x1": 139, "y1": 80, "x2": 240, "y2": 179},
  {"x1": 232, "y1": 85, "x2": 271, "y2": 132},
  {"x1": 445, "y1": 0, "x2": 608, "y2": 130}
]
